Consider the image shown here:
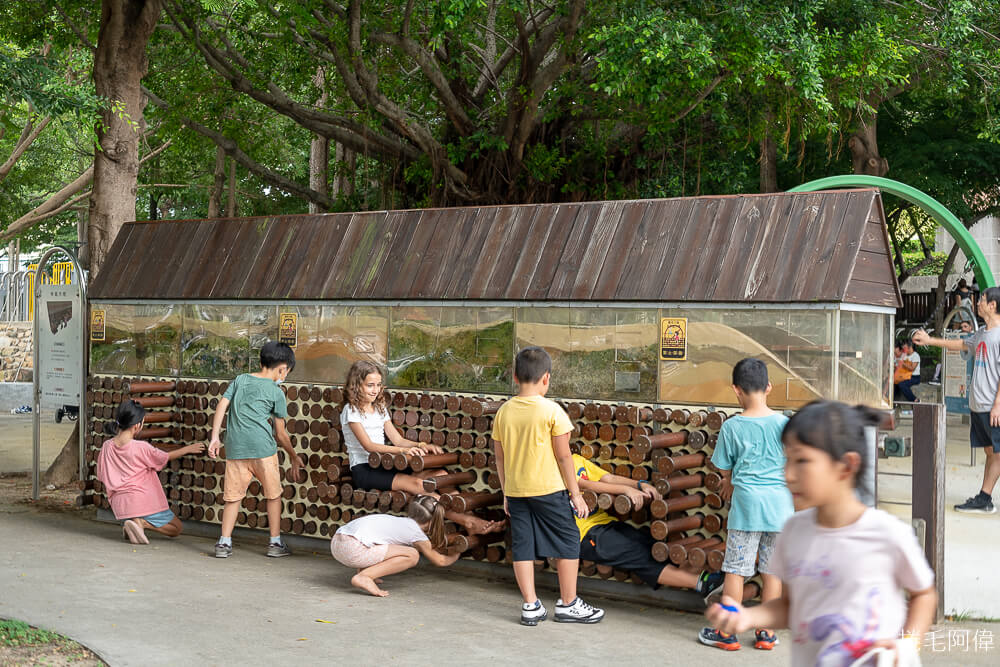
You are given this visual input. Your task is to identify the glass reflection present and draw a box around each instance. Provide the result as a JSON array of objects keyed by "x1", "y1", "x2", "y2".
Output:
[
  {"x1": 283, "y1": 305, "x2": 388, "y2": 384},
  {"x1": 134, "y1": 304, "x2": 181, "y2": 376},
  {"x1": 838, "y1": 311, "x2": 891, "y2": 408},
  {"x1": 181, "y1": 305, "x2": 251, "y2": 378},
  {"x1": 90, "y1": 304, "x2": 137, "y2": 374}
]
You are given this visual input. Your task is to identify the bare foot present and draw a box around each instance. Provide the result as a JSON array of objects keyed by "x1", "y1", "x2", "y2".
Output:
[
  {"x1": 351, "y1": 574, "x2": 389, "y2": 597},
  {"x1": 463, "y1": 517, "x2": 507, "y2": 535},
  {"x1": 356, "y1": 569, "x2": 383, "y2": 584}
]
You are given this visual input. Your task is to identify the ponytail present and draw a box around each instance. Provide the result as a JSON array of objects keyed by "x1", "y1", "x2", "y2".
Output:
[
  {"x1": 104, "y1": 400, "x2": 146, "y2": 436},
  {"x1": 782, "y1": 400, "x2": 883, "y2": 487},
  {"x1": 407, "y1": 495, "x2": 447, "y2": 550}
]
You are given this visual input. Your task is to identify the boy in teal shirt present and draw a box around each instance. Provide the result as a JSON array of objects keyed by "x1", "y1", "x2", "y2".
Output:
[
  {"x1": 208, "y1": 341, "x2": 303, "y2": 558},
  {"x1": 699, "y1": 358, "x2": 793, "y2": 652}
]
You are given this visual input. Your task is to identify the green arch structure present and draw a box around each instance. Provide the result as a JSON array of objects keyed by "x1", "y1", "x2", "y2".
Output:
[{"x1": 788, "y1": 175, "x2": 995, "y2": 289}]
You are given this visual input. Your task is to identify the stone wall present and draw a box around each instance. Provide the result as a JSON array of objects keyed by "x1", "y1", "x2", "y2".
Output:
[{"x1": 0, "y1": 322, "x2": 33, "y2": 381}]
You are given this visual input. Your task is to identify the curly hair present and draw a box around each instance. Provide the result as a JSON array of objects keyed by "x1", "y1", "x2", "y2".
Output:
[{"x1": 341, "y1": 359, "x2": 388, "y2": 414}]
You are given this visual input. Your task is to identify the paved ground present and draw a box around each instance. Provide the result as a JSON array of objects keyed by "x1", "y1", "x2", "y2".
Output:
[
  {"x1": 2, "y1": 503, "x2": 998, "y2": 667},
  {"x1": 0, "y1": 412, "x2": 75, "y2": 473}
]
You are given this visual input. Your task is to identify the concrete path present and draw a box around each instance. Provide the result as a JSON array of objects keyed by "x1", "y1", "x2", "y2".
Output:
[
  {"x1": 0, "y1": 412, "x2": 75, "y2": 473},
  {"x1": 2, "y1": 505, "x2": 999, "y2": 666}
]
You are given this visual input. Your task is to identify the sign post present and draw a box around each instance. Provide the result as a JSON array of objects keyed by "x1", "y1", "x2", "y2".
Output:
[{"x1": 32, "y1": 246, "x2": 87, "y2": 500}]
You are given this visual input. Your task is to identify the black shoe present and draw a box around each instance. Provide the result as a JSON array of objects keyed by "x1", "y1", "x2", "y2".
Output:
[{"x1": 955, "y1": 493, "x2": 996, "y2": 514}]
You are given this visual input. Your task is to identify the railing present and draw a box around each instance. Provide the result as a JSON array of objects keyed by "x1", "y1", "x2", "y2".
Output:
[{"x1": 0, "y1": 271, "x2": 32, "y2": 322}]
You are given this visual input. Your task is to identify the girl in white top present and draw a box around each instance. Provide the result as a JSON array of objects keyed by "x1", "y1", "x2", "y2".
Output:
[
  {"x1": 331, "y1": 495, "x2": 458, "y2": 597},
  {"x1": 706, "y1": 401, "x2": 936, "y2": 666},
  {"x1": 340, "y1": 360, "x2": 446, "y2": 494}
]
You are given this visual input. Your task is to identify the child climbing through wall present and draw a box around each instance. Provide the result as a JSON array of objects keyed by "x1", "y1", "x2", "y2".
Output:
[
  {"x1": 97, "y1": 400, "x2": 205, "y2": 544},
  {"x1": 706, "y1": 401, "x2": 936, "y2": 666},
  {"x1": 699, "y1": 358, "x2": 794, "y2": 651},
  {"x1": 330, "y1": 495, "x2": 459, "y2": 597},
  {"x1": 208, "y1": 341, "x2": 303, "y2": 558}
]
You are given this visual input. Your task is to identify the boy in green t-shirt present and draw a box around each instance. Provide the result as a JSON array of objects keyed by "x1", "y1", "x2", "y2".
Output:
[{"x1": 208, "y1": 341, "x2": 303, "y2": 558}]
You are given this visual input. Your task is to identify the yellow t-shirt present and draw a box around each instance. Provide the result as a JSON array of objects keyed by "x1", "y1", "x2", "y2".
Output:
[
  {"x1": 572, "y1": 454, "x2": 617, "y2": 541},
  {"x1": 492, "y1": 395, "x2": 574, "y2": 497}
]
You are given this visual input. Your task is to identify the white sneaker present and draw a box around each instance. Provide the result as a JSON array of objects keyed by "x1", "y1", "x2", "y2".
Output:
[
  {"x1": 554, "y1": 596, "x2": 605, "y2": 623},
  {"x1": 520, "y1": 600, "x2": 547, "y2": 626}
]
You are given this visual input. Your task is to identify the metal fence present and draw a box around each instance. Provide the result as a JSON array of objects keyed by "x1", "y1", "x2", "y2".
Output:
[{"x1": 1, "y1": 263, "x2": 77, "y2": 322}]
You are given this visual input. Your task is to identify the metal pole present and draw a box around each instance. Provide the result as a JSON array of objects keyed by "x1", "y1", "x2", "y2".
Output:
[
  {"x1": 912, "y1": 402, "x2": 946, "y2": 622},
  {"x1": 31, "y1": 245, "x2": 87, "y2": 500}
]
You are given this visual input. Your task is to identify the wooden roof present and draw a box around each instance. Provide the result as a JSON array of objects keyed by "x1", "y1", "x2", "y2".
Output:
[{"x1": 89, "y1": 189, "x2": 901, "y2": 307}]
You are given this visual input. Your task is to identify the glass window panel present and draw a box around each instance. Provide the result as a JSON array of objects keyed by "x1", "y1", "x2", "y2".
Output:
[
  {"x1": 658, "y1": 308, "x2": 835, "y2": 409},
  {"x1": 133, "y1": 304, "x2": 181, "y2": 377},
  {"x1": 249, "y1": 305, "x2": 278, "y2": 369},
  {"x1": 837, "y1": 310, "x2": 892, "y2": 408},
  {"x1": 284, "y1": 305, "x2": 388, "y2": 384},
  {"x1": 516, "y1": 307, "x2": 657, "y2": 400},
  {"x1": 388, "y1": 306, "x2": 513, "y2": 393},
  {"x1": 181, "y1": 305, "x2": 251, "y2": 378},
  {"x1": 90, "y1": 304, "x2": 137, "y2": 374}
]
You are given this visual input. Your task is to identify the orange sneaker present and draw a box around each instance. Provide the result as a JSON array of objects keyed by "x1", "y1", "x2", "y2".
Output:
[
  {"x1": 699, "y1": 627, "x2": 741, "y2": 650},
  {"x1": 754, "y1": 629, "x2": 779, "y2": 650}
]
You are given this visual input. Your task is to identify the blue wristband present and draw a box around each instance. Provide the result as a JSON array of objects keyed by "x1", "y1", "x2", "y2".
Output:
[{"x1": 720, "y1": 604, "x2": 739, "y2": 613}]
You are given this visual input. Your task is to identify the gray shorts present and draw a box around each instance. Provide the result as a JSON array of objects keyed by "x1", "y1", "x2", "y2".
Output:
[{"x1": 722, "y1": 529, "x2": 779, "y2": 577}]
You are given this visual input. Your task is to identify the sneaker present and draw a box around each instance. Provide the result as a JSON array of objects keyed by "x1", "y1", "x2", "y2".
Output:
[
  {"x1": 699, "y1": 627, "x2": 741, "y2": 651},
  {"x1": 698, "y1": 571, "x2": 725, "y2": 601},
  {"x1": 214, "y1": 541, "x2": 233, "y2": 558},
  {"x1": 122, "y1": 519, "x2": 148, "y2": 545},
  {"x1": 754, "y1": 629, "x2": 779, "y2": 650},
  {"x1": 520, "y1": 600, "x2": 547, "y2": 626},
  {"x1": 267, "y1": 540, "x2": 292, "y2": 557},
  {"x1": 955, "y1": 493, "x2": 996, "y2": 514},
  {"x1": 554, "y1": 596, "x2": 604, "y2": 623}
]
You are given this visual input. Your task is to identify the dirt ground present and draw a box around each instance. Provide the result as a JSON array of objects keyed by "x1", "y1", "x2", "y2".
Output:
[{"x1": 0, "y1": 472, "x2": 88, "y2": 514}]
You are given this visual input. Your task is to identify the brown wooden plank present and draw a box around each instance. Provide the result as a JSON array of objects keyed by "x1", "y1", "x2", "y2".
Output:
[
  {"x1": 796, "y1": 192, "x2": 859, "y2": 302},
  {"x1": 226, "y1": 218, "x2": 290, "y2": 299},
  {"x1": 137, "y1": 223, "x2": 193, "y2": 299},
  {"x1": 852, "y1": 249, "x2": 897, "y2": 285},
  {"x1": 336, "y1": 212, "x2": 390, "y2": 297},
  {"x1": 424, "y1": 207, "x2": 483, "y2": 298},
  {"x1": 349, "y1": 211, "x2": 406, "y2": 298},
  {"x1": 525, "y1": 204, "x2": 581, "y2": 300},
  {"x1": 89, "y1": 222, "x2": 137, "y2": 298},
  {"x1": 466, "y1": 206, "x2": 520, "y2": 298},
  {"x1": 290, "y1": 213, "x2": 354, "y2": 298},
  {"x1": 809, "y1": 194, "x2": 878, "y2": 301},
  {"x1": 383, "y1": 210, "x2": 440, "y2": 299},
  {"x1": 612, "y1": 199, "x2": 678, "y2": 300},
  {"x1": 505, "y1": 204, "x2": 560, "y2": 299},
  {"x1": 703, "y1": 197, "x2": 768, "y2": 301},
  {"x1": 118, "y1": 222, "x2": 160, "y2": 298},
  {"x1": 570, "y1": 201, "x2": 626, "y2": 299},
  {"x1": 267, "y1": 217, "x2": 325, "y2": 299},
  {"x1": 159, "y1": 221, "x2": 218, "y2": 298},
  {"x1": 477, "y1": 206, "x2": 539, "y2": 299},
  {"x1": 752, "y1": 193, "x2": 817, "y2": 301},
  {"x1": 686, "y1": 196, "x2": 767, "y2": 301},
  {"x1": 319, "y1": 212, "x2": 383, "y2": 297},
  {"x1": 547, "y1": 204, "x2": 602, "y2": 299},
  {"x1": 844, "y1": 278, "x2": 902, "y2": 307},
  {"x1": 442, "y1": 207, "x2": 498, "y2": 299},
  {"x1": 407, "y1": 208, "x2": 461, "y2": 298},
  {"x1": 860, "y1": 220, "x2": 890, "y2": 255},
  {"x1": 592, "y1": 202, "x2": 648, "y2": 300}
]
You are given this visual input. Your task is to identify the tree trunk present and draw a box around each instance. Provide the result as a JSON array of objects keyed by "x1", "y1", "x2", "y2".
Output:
[
  {"x1": 848, "y1": 114, "x2": 889, "y2": 177},
  {"x1": 42, "y1": 422, "x2": 79, "y2": 487},
  {"x1": 87, "y1": 0, "x2": 162, "y2": 277},
  {"x1": 933, "y1": 243, "x2": 964, "y2": 332},
  {"x1": 759, "y1": 110, "x2": 777, "y2": 193},
  {"x1": 207, "y1": 145, "x2": 225, "y2": 217},
  {"x1": 337, "y1": 145, "x2": 356, "y2": 198},
  {"x1": 226, "y1": 158, "x2": 237, "y2": 217},
  {"x1": 309, "y1": 66, "x2": 329, "y2": 214}
]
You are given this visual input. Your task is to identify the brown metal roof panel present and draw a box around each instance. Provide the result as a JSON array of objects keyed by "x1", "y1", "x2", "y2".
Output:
[
  {"x1": 570, "y1": 201, "x2": 627, "y2": 299},
  {"x1": 227, "y1": 217, "x2": 292, "y2": 299},
  {"x1": 505, "y1": 204, "x2": 563, "y2": 299},
  {"x1": 350, "y1": 210, "x2": 411, "y2": 298},
  {"x1": 327, "y1": 212, "x2": 387, "y2": 297},
  {"x1": 844, "y1": 278, "x2": 901, "y2": 308},
  {"x1": 794, "y1": 192, "x2": 861, "y2": 302},
  {"x1": 422, "y1": 207, "x2": 484, "y2": 298},
  {"x1": 265, "y1": 216, "x2": 331, "y2": 299},
  {"x1": 675, "y1": 197, "x2": 743, "y2": 301},
  {"x1": 751, "y1": 194, "x2": 812, "y2": 301},
  {"x1": 288, "y1": 213, "x2": 355, "y2": 298},
  {"x1": 547, "y1": 204, "x2": 602, "y2": 299},
  {"x1": 805, "y1": 193, "x2": 876, "y2": 302},
  {"x1": 89, "y1": 222, "x2": 137, "y2": 298},
  {"x1": 478, "y1": 206, "x2": 541, "y2": 299},
  {"x1": 441, "y1": 207, "x2": 499, "y2": 299},
  {"x1": 381, "y1": 210, "x2": 439, "y2": 299},
  {"x1": 591, "y1": 201, "x2": 649, "y2": 300},
  {"x1": 159, "y1": 220, "x2": 219, "y2": 298},
  {"x1": 645, "y1": 198, "x2": 703, "y2": 299},
  {"x1": 681, "y1": 197, "x2": 756, "y2": 301},
  {"x1": 465, "y1": 206, "x2": 520, "y2": 298},
  {"x1": 407, "y1": 208, "x2": 465, "y2": 299},
  {"x1": 524, "y1": 204, "x2": 583, "y2": 300},
  {"x1": 122, "y1": 222, "x2": 167, "y2": 298}
]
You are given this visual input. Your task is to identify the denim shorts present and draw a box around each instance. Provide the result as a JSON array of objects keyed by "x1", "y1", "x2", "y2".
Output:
[{"x1": 135, "y1": 508, "x2": 175, "y2": 528}]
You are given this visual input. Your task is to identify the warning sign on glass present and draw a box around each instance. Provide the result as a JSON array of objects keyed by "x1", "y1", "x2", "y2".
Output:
[
  {"x1": 278, "y1": 312, "x2": 298, "y2": 347},
  {"x1": 91, "y1": 309, "x2": 106, "y2": 341},
  {"x1": 659, "y1": 317, "x2": 687, "y2": 361}
]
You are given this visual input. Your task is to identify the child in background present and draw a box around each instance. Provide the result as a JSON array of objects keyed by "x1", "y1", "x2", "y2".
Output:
[
  {"x1": 208, "y1": 341, "x2": 303, "y2": 558},
  {"x1": 330, "y1": 495, "x2": 459, "y2": 597},
  {"x1": 97, "y1": 400, "x2": 205, "y2": 544},
  {"x1": 699, "y1": 358, "x2": 794, "y2": 651},
  {"x1": 706, "y1": 401, "x2": 936, "y2": 666},
  {"x1": 340, "y1": 360, "x2": 446, "y2": 495},
  {"x1": 493, "y1": 346, "x2": 604, "y2": 626}
]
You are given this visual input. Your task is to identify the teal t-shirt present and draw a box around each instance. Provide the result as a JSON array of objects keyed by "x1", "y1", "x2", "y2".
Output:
[
  {"x1": 711, "y1": 413, "x2": 794, "y2": 532},
  {"x1": 222, "y1": 374, "x2": 288, "y2": 460}
]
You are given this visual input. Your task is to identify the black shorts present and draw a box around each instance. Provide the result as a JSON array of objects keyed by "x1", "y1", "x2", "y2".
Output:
[
  {"x1": 580, "y1": 522, "x2": 663, "y2": 589},
  {"x1": 507, "y1": 490, "x2": 580, "y2": 561},
  {"x1": 350, "y1": 463, "x2": 409, "y2": 491},
  {"x1": 970, "y1": 412, "x2": 1000, "y2": 452}
]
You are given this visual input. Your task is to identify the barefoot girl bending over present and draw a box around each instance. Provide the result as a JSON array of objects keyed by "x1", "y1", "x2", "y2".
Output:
[{"x1": 331, "y1": 495, "x2": 458, "y2": 596}]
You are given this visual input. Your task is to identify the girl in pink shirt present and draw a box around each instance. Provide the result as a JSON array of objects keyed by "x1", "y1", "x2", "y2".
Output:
[
  {"x1": 706, "y1": 401, "x2": 936, "y2": 666},
  {"x1": 97, "y1": 400, "x2": 204, "y2": 544}
]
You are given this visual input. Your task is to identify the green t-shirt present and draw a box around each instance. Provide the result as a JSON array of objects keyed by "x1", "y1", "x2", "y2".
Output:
[{"x1": 222, "y1": 374, "x2": 288, "y2": 460}]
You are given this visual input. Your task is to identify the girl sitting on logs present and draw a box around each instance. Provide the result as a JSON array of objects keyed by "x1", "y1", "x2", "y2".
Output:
[
  {"x1": 330, "y1": 495, "x2": 458, "y2": 597},
  {"x1": 340, "y1": 360, "x2": 447, "y2": 495},
  {"x1": 97, "y1": 400, "x2": 205, "y2": 544}
]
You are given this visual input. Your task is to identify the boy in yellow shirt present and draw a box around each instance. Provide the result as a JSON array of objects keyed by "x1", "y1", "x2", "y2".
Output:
[{"x1": 492, "y1": 346, "x2": 605, "y2": 626}]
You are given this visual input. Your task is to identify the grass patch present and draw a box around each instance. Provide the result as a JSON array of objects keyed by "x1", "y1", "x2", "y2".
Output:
[
  {"x1": 0, "y1": 618, "x2": 105, "y2": 665},
  {"x1": 0, "y1": 619, "x2": 61, "y2": 647},
  {"x1": 946, "y1": 609, "x2": 1000, "y2": 623}
]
